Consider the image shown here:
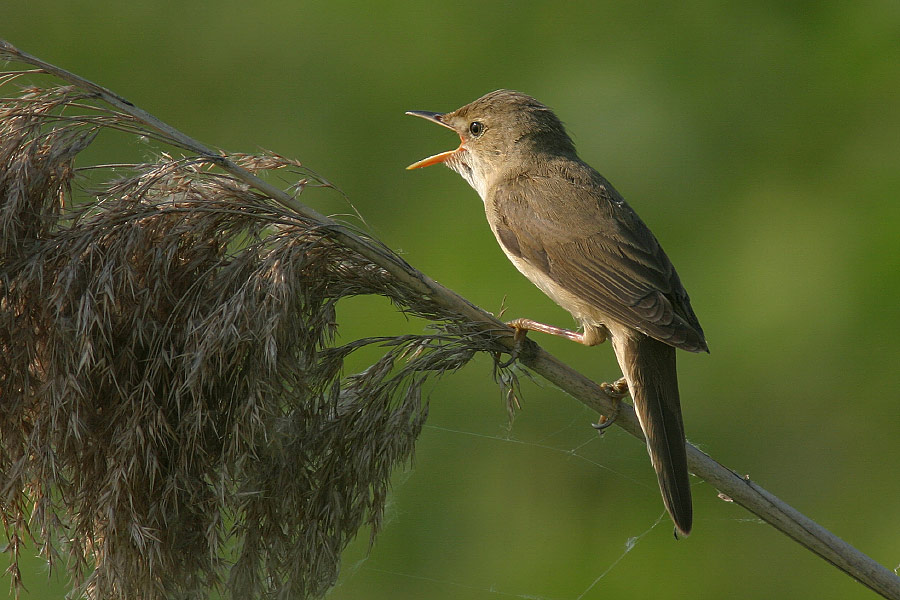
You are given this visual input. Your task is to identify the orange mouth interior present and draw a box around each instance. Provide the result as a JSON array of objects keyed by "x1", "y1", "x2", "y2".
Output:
[{"x1": 406, "y1": 144, "x2": 463, "y2": 170}]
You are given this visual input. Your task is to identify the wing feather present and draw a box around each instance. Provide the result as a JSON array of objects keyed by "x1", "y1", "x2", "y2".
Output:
[{"x1": 489, "y1": 166, "x2": 707, "y2": 352}]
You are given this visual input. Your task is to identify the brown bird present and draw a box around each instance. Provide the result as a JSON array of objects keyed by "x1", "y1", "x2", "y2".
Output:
[{"x1": 406, "y1": 90, "x2": 707, "y2": 536}]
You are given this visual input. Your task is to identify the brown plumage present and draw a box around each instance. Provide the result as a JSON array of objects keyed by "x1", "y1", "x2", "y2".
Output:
[{"x1": 407, "y1": 90, "x2": 707, "y2": 536}]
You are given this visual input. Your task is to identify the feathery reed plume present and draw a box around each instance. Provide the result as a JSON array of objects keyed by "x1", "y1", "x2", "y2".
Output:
[{"x1": 0, "y1": 68, "x2": 517, "y2": 599}]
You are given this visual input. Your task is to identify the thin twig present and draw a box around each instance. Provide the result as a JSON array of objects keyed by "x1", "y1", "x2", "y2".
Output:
[{"x1": 1, "y1": 39, "x2": 898, "y2": 600}]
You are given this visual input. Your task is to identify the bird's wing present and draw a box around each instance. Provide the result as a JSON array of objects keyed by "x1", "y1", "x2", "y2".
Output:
[{"x1": 489, "y1": 169, "x2": 707, "y2": 352}]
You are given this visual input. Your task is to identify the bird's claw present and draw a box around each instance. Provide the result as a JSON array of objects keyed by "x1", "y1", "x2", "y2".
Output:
[
  {"x1": 592, "y1": 403, "x2": 620, "y2": 432},
  {"x1": 593, "y1": 377, "x2": 628, "y2": 433},
  {"x1": 496, "y1": 350, "x2": 518, "y2": 369},
  {"x1": 496, "y1": 323, "x2": 529, "y2": 368}
]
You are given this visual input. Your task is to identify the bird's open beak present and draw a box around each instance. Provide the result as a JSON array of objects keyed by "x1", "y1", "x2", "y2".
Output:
[{"x1": 405, "y1": 111, "x2": 463, "y2": 170}]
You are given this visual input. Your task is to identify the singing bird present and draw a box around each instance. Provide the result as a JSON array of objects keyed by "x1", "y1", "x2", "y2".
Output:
[{"x1": 406, "y1": 90, "x2": 707, "y2": 536}]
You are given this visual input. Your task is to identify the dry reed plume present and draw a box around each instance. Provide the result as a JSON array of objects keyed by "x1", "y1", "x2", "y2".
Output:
[{"x1": 0, "y1": 69, "x2": 516, "y2": 599}]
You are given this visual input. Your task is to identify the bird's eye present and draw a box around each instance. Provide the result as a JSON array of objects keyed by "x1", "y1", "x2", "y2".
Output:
[{"x1": 469, "y1": 121, "x2": 484, "y2": 137}]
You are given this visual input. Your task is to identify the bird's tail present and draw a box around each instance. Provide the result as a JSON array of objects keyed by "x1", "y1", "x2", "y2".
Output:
[{"x1": 612, "y1": 332, "x2": 692, "y2": 536}]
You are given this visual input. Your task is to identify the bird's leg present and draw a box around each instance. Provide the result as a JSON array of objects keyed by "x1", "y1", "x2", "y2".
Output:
[
  {"x1": 498, "y1": 318, "x2": 609, "y2": 368},
  {"x1": 496, "y1": 318, "x2": 582, "y2": 368},
  {"x1": 498, "y1": 319, "x2": 622, "y2": 429},
  {"x1": 593, "y1": 376, "x2": 628, "y2": 433},
  {"x1": 506, "y1": 317, "x2": 592, "y2": 344}
]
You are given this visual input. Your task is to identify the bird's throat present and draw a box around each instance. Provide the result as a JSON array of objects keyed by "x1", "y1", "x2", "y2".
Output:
[{"x1": 447, "y1": 151, "x2": 489, "y2": 202}]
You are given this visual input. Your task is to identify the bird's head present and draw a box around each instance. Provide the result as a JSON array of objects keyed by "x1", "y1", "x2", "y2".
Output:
[{"x1": 406, "y1": 90, "x2": 576, "y2": 199}]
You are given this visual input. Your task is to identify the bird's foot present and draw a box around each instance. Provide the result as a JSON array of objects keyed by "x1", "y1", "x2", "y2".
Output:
[
  {"x1": 601, "y1": 376, "x2": 629, "y2": 397},
  {"x1": 593, "y1": 377, "x2": 628, "y2": 432},
  {"x1": 496, "y1": 323, "x2": 530, "y2": 368}
]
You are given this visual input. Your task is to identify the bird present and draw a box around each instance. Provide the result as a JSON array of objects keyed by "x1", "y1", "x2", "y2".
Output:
[{"x1": 405, "y1": 90, "x2": 707, "y2": 536}]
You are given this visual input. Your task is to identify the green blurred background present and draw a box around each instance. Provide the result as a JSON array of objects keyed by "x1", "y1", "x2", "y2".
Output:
[{"x1": 4, "y1": 1, "x2": 899, "y2": 598}]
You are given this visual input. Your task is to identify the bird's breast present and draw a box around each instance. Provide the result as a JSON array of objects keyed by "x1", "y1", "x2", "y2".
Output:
[{"x1": 488, "y1": 219, "x2": 612, "y2": 330}]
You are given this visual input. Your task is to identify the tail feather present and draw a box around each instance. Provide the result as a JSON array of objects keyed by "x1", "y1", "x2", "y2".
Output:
[{"x1": 612, "y1": 332, "x2": 692, "y2": 536}]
